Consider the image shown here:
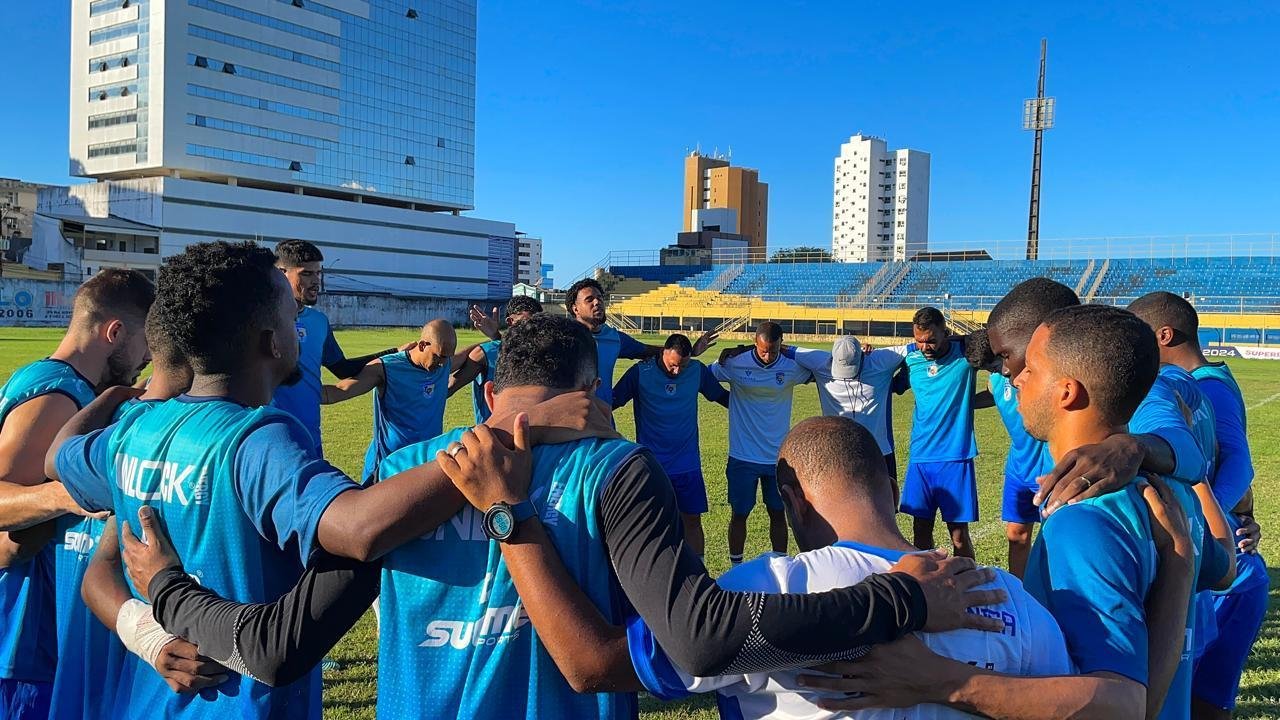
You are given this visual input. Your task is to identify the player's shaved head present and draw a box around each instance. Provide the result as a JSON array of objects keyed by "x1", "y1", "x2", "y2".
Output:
[
  {"x1": 987, "y1": 278, "x2": 1079, "y2": 348},
  {"x1": 1127, "y1": 291, "x2": 1199, "y2": 345},
  {"x1": 778, "y1": 416, "x2": 893, "y2": 502},
  {"x1": 421, "y1": 318, "x2": 456, "y2": 343},
  {"x1": 985, "y1": 278, "x2": 1079, "y2": 377},
  {"x1": 413, "y1": 319, "x2": 457, "y2": 371},
  {"x1": 1040, "y1": 305, "x2": 1159, "y2": 426}
]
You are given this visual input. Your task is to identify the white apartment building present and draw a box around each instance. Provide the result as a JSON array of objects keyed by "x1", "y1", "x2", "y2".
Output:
[
  {"x1": 516, "y1": 235, "x2": 543, "y2": 286},
  {"x1": 40, "y1": 0, "x2": 515, "y2": 299},
  {"x1": 831, "y1": 134, "x2": 930, "y2": 262}
]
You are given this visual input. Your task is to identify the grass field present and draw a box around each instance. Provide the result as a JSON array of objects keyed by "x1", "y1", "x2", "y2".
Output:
[{"x1": 3, "y1": 326, "x2": 1277, "y2": 719}]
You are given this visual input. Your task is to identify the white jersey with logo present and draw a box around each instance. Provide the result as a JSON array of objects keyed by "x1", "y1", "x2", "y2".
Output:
[
  {"x1": 791, "y1": 346, "x2": 908, "y2": 455},
  {"x1": 675, "y1": 541, "x2": 1073, "y2": 719},
  {"x1": 710, "y1": 351, "x2": 813, "y2": 464}
]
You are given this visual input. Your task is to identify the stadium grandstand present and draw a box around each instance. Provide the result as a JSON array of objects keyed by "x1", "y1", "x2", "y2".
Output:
[{"x1": 570, "y1": 234, "x2": 1280, "y2": 345}]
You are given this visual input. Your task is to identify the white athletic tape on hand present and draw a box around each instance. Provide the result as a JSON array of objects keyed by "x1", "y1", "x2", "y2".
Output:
[{"x1": 116, "y1": 598, "x2": 179, "y2": 668}]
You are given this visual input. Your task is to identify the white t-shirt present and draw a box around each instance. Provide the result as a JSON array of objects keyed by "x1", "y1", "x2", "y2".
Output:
[
  {"x1": 710, "y1": 352, "x2": 813, "y2": 465},
  {"x1": 649, "y1": 542, "x2": 1073, "y2": 720},
  {"x1": 791, "y1": 346, "x2": 908, "y2": 455}
]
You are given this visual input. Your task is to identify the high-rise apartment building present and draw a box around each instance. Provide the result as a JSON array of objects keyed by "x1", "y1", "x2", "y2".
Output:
[
  {"x1": 681, "y1": 151, "x2": 767, "y2": 256},
  {"x1": 831, "y1": 134, "x2": 929, "y2": 263},
  {"x1": 516, "y1": 235, "x2": 543, "y2": 286},
  {"x1": 45, "y1": 0, "x2": 514, "y2": 299}
]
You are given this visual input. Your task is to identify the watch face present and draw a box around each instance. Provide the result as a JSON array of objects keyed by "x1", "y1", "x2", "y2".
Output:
[{"x1": 483, "y1": 504, "x2": 515, "y2": 541}]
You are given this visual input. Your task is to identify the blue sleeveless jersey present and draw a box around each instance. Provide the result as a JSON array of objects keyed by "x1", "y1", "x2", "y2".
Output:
[
  {"x1": 592, "y1": 325, "x2": 647, "y2": 405},
  {"x1": 0, "y1": 359, "x2": 97, "y2": 683},
  {"x1": 472, "y1": 340, "x2": 501, "y2": 424},
  {"x1": 360, "y1": 352, "x2": 449, "y2": 483},
  {"x1": 989, "y1": 373, "x2": 1053, "y2": 483},
  {"x1": 376, "y1": 430, "x2": 643, "y2": 720},
  {"x1": 49, "y1": 399, "x2": 157, "y2": 720},
  {"x1": 97, "y1": 396, "x2": 350, "y2": 719},
  {"x1": 904, "y1": 340, "x2": 978, "y2": 462}
]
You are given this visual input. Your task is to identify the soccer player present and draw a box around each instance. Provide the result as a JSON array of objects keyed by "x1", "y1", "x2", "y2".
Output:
[
  {"x1": 626, "y1": 416, "x2": 1073, "y2": 718},
  {"x1": 320, "y1": 319, "x2": 465, "y2": 482},
  {"x1": 48, "y1": 307, "x2": 206, "y2": 719},
  {"x1": 1127, "y1": 291, "x2": 1270, "y2": 720},
  {"x1": 791, "y1": 335, "x2": 908, "y2": 481},
  {"x1": 112, "y1": 315, "x2": 1008, "y2": 720},
  {"x1": 985, "y1": 278, "x2": 1213, "y2": 572},
  {"x1": 47, "y1": 242, "x2": 614, "y2": 717},
  {"x1": 1019, "y1": 306, "x2": 1231, "y2": 718},
  {"x1": 268, "y1": 239, "x2": 406, "y2": 454},
  {"x1": 612, "y1": 333, "x2": 729, "y2": 558},
  {"x1": 899, "y1": 307, "x2": 980, "y2": 559},
  {"x1": 451, "y1": 295, "x2": 543, "y2": 423},
  {"x1": 804, "y1": 304, "x2": 1233, "y2": 719},
  {"x1": 710, "y1": 321, "x2": 813, "y2": 563},
  {"x1": 371, "y1": 313, "x2": 1005, "y2": 719},
  {"x1": 563, "y1": 278, "x2": 716, "y2": 404},
  {"x1": 0, "y1": 268, "x2": 153, "y2": 719}
]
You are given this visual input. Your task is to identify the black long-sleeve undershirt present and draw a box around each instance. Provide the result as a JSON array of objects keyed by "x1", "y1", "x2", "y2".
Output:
[
  {"x1": 148, "y1": 552, "x2": 379, "y2": 687},
  {"x1": 146, "y1": 448, "x2": 927, "y2": 686},
  {"x1": 325, "y1": 349, "x2": 394, "y2": 380}
]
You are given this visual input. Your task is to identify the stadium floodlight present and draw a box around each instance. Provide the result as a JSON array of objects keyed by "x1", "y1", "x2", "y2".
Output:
[
  {"x1": 1023, "y1": 39, "x2": 1053, "y2": 261},
  {"x1": 1022, "y1": 97, "x2": 1056, "y2": 131}
]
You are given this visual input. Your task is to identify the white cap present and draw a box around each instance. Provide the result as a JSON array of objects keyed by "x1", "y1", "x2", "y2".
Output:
[{"x1": 831, "y1": 336, "x2": 863, "y2": 380}]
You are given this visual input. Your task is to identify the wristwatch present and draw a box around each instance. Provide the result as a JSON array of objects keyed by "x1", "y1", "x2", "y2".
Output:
[{"x1": 482, "y1": 500, "x2": 537, "y2": 542}]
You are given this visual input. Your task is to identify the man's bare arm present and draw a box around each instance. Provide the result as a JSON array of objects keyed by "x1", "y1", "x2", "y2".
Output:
[
  {"x1": 317, "y1": 391, "x2": 616, "y2": 561},
  {"x1": 320, "y1": 360, "x2": 384, "y2": 405},
  {"x1": 82, "y1": 516, "x2": 134, "y2": 630},
  {"x1": 1140, "y1": 478, "x2": 1195, "y2": 719},
  {"x1": 802, "y1": 641, "x2": 1144, "y2": 719},
  {"x1": 447, "y1": 345, "x2": 488, "y2": 395},
  {"x1": 437, "y1": 418, "x2": 641, "y2": 694},
  {"x1": 0, "y1": 393, "x2": 82, "y2": 564},
  {"x1": 44, "y1": 385, "x2": 142, "y2": 482}
]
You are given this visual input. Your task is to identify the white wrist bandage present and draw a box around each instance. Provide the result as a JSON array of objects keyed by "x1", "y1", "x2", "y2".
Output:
[{"x1": 116, "y1": 598, "x2": 179, "y2": 667}]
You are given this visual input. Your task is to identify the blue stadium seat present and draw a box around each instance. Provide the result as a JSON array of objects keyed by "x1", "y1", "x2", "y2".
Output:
[{"x1": 612, "y1": 256, "x2": 1277, "y2": 312}]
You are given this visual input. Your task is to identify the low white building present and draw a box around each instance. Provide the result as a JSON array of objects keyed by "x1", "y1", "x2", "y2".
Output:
[
  {"x1": 35, "y1": 177, "x2": 513, "y2": 299},
  {"x1": 831, "y1": 134, "x2": 930, "y2": 262}
]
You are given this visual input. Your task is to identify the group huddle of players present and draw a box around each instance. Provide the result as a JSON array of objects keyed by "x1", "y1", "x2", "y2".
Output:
[{"x1": 0, "y1": 237, "x2": 1266, "y2": 720}]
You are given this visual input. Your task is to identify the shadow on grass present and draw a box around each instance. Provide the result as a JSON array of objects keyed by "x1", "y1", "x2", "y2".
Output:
[
  {"x1": 640, "y1": 691, "x2": 717, "y2": 717},
  {"x1": 1234, "y1": 566, "x2": 1279, "y2": 719}
]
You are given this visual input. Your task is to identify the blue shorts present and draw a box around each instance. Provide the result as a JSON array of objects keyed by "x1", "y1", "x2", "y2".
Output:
[
  {"x1": 726, "y1": 458, "x2": 783, "y2": 516},
  {"x1": 1192, "y1": 553, "x2": 1270, "y2": 710},
  {"x1": 0, "y1": 679, "x2": 52, "y2": 720},
  {"x1": 667, "y1": 469, "x2": 709, "y2": 515},
  {"x1": 900, "y1": 460, "x2": 978, "y2": 523},
  {"x1": 1001, "y1": 472, "x2": 1041, "y2": 525}
]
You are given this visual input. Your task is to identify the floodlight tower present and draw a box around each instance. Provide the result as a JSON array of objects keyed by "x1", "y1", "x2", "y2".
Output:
[{"x1": 1023, "y1": 39, "x2": 1055, "y2": 260}]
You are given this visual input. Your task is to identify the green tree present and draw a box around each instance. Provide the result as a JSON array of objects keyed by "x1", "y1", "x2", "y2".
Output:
[{"x1": 769, "y1": 246, "x2": 832, "y2": 263}]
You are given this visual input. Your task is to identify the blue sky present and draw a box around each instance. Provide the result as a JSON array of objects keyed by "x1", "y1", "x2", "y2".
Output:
[{"x1": 4, "y1": 2, "x2": 1278, "y2": 282}]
